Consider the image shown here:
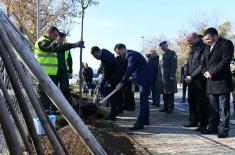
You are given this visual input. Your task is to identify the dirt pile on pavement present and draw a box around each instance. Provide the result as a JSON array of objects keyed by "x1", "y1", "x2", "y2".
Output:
[{"x1": 41, "y1": 125, "x2": 137, "y2": 155}]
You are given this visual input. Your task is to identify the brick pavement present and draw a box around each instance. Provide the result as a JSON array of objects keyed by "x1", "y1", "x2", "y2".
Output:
[{"x1": 110, "y1": 87, "x2": 235, "y2": 155}]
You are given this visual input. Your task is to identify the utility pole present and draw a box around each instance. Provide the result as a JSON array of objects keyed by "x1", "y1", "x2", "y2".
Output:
[
  {"x1": 79, "y1": 5, "x2": 85, "y2": 98},
  {"x1": 37, "y1": 0, "x2": 40, "y2": 38}
]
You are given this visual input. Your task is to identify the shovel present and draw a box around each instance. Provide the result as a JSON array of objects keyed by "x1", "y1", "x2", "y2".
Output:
[{"x1": 99, "y1": 89, "x2": 118, "y2": 104}]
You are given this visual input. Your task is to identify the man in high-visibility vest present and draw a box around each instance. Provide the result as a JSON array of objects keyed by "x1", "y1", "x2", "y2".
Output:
[
  {"x1": 34, "y1": 26, "x2": 84, "y2": 114},
  {"x1": 54, "y1": 32, "x2": 73, "y2": 107}
]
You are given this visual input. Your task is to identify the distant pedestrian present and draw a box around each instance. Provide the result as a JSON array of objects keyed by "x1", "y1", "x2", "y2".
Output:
[
  {"x1": 158, "y1": 41, "x2": 177, "y2": 114},
  {"x1": 230, "y1": 54, "x2": 235, "y2": 109},
  {"x1": 82, "y1": 63, "x2": 94, "y2": 95},
  {"x1": 146, "y1": 50, "x2": 160, "y2": 107},
  {"x1": 180, "y1": 60, "x2": 189, "y2": 103},
  {"x1": 82, "y1": 63, "x2": 93, "y2": 85}
]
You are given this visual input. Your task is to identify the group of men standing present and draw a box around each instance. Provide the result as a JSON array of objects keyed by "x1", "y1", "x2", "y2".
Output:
[
  {"x1": 91, "y1": 41, "x2": 178, "y2": 130},
  {"x1": 184, "y1": 28, "x2": 234, "y2": 138},
  {"x1": 90, "y1": 27, "x2": 234, "y2": 137},
  {"x1": 34, "y1": 26, "x2": 234, "y2": 138},
  {"x1": 91, "y1": 44, "x2": 155, "y2": 130}
]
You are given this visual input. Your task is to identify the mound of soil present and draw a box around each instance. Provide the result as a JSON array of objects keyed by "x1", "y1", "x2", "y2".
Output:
[
  {"x1": 41, "y1": 125, "x2": 138, "y2": 155},
  {"x1": 41, "y1": 92, "x2": 142, "y2": 154}
]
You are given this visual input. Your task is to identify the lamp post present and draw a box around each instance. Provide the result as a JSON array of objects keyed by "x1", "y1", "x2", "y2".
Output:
[{"x1": 141, "y1": 36, "x2": 144, "y2": 53}]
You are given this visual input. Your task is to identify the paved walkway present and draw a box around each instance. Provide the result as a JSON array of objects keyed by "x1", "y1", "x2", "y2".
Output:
[{"x1": 101, "y1": 85, "x2": 235, "y2": 154}]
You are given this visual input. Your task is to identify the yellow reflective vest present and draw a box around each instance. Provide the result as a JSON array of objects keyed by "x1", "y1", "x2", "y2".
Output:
[
  {"x1": 34, "y1": 36, "x2": 70, "y2": 75},
  {"x1": 65, "y1": 51, "x2": 70, "y2": 72}
]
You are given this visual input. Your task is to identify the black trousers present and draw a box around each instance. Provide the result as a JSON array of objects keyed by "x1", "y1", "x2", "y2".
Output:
[
  {"x1": 122, "y1": 81, "x2": 135, "y2": 109},
  {"x1": 187, "y1": 79, "x2": 207, "y2": 127},
  {"x1": 109, "y1": 79, "x2": 123, "y2": 117},
  {"x1": 207, "y1": 93, "x2": 230, "y2": 134},
  {"x1": 37, "y1": 72, "x2": 72, "y2": 113},
  {"x1": 163, "y1": 93, "x2": 174, "y2": 110},
  {"x1": 182, "y1": 81, "x2": 187, "y2": 102}
]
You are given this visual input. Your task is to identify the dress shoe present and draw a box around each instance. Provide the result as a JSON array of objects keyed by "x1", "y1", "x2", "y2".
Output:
[
  {"x1": 129, "y1": 123, "x2": 144, "y2": 130},
  {"x1": 124, "y1": 107, "x2": 135, "y2": 111},
  {"x1": 180, "y1": 100, "x2": 185, "y2": 103},
  {"x1": 166, "y1": 109, "x2": 173, "y2": 114},
  {"x1": 144, "y1": 120, "x2": 150, "y2": 125},
  {"x1": 184, "y1": 122, "x2": 198, "y2": 127},
  {"x1": 151, "y1": 102, "x2": 158, "y2": 105},
  {"x1": 218, "y1": 132, "x2": 229, "y2": 138},
  {"x1": 104, "y1": 115, "x2": 116, "y2": 121},
  {"x1": 117, "y1": 110, "x2": 123, "y2": 114},
  {"x1": 200, "y1": 129, "x2": 218, "y2": 135},
  {"x1": 159, "y1": 108, "x2": 168, "y2": 112},
  {"x1": 195, "y1": 126, "x2": 206, "y2": 132}
]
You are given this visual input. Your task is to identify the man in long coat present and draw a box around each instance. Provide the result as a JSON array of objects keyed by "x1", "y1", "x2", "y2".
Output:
[
  {"x1": 158, "y1": 41, "x2": 177, "y2": 114},
  {"x1": 202, "y1": 27, "x2": 234, "y2": 138},
  {"x1": 184, "y1": 32, "x2": 207, "y2": 132}
]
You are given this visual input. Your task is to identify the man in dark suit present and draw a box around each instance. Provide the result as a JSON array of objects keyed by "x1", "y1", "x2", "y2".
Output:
[
  {"x1": 91, "y1": 46, "x2": 124, "y2": 120},
  {"x1": 82, "y1": 63, "x2": 93, "y2": 84},
  {"x1": 115, "y1": 43, "x2": 155, "y2": 130},
  {"x1": 116, "y1": 55, "x2": 135, "y2": 111},
  {"x1": 184, "y1": 32, "x2": 207, "y2": 132},
  {"x1": 202, "y1": 27, "x2": 234, "y2": 138}
]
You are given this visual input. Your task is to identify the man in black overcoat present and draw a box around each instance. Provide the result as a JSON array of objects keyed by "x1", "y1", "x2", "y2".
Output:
[{"x1": 202, "y1": 27, "x2": 234, "y2": 138}]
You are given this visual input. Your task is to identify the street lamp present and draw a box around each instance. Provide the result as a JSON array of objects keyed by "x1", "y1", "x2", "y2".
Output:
[{"x1": 141, "y1": 36, "x2": 144, "y2": 53}]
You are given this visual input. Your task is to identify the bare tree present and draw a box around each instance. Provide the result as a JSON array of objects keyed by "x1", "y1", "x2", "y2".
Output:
[
  {"x1": 72, "y1": 0, "x2": 98, "y2": 97},
  {"x1": 144, "y1": 34, "x2": 166, "y2": 52},
  {"x1": 0, "y1": 0, "x2": 80, "y2": 39}
]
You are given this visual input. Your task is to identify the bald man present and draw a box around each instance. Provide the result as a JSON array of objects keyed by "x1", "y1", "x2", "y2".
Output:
[{"x1": 184, "y1": 32, "x2": 207, "y2": 132}]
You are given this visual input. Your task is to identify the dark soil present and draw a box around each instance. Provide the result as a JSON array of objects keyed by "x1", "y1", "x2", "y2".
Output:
[
  {"x1": 41, "y1": 124, "x2": 138, "y2": 155},
  {"x1": 40, "y1": 94, "x2": 143, "y2": 155}
]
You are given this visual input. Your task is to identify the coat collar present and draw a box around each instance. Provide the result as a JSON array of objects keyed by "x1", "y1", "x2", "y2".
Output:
[
  {"x1": 209, "y1": 37, "x2": 223, "y2": 54},
  {"x1": 208, "y1": 37, "x2": 223, "y2": 59}
]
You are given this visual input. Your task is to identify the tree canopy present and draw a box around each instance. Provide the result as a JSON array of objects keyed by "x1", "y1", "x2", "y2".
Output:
[{"x1": 0, "y1": 0, "x2": 80, "y2": 39}]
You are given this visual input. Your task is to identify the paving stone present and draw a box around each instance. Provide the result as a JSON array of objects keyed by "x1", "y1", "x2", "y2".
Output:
[{"x1": 100, "y1": 85, "x2": 235, "y2": 154}]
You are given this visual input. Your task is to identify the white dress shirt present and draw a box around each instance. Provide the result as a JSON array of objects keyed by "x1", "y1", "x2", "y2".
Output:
[{"x1": 210, "y1": 39, "x2": 218, "y2": 52}]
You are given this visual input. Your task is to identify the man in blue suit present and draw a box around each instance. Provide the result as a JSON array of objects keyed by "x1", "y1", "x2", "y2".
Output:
[{"x1": 114, "y1": 43, "x2": 155, "y2": 130}]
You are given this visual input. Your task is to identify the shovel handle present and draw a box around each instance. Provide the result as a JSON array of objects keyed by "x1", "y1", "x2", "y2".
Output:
[{"x1": 99, "y1": 89, "x2": 118, "y2": 104}]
